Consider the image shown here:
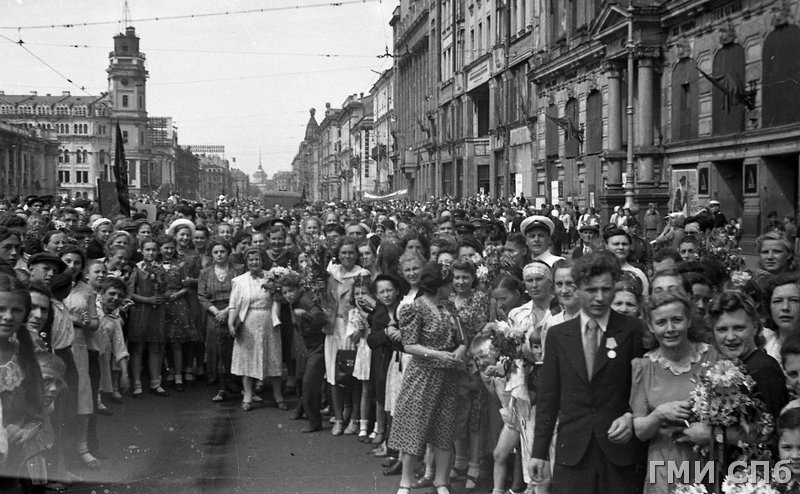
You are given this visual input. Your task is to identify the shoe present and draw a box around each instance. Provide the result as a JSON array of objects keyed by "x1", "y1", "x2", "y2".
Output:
[
  {"x1": 96, "y1": 404, "x2": 113, "y2": 416},
  {"x1": 110, "y1": 392, "x2": 124, "y2": 404},
  {"x1": 290, "y1": 407, "x2": 305, "y2": 420},
  {"x1": 434, "y1": 484, "x2": 450, "y2": 494},
  {"x1": 132, "y1": 385, "x2": 143, "y2": 399},
  {"x1": 174, "y1": 381, "x2": 186, "y2": 392},
  {"x1": 411, "y1": 477, "x2": 434, "y2": 489},
  {"x1": 331, "y1": 421, "x2": 344, "y2": 436},
  {"x1": 372, "y1": 432, "x2": 384, "y2": 444},
  {"x1": 252, "y1": 395, "x2": 265, "y2": 404},
  {"x1": 358, "y1": 431, "x2": 370, "y2": 442},
  {"x1": 149, "y1": 386, "x2": 170, "y2": 397},
  {"x1": 211, "y1": 391, "x2": 226, "y2": 402},
  {"x1": 165, "y1": 373, "x2": 175, "y2": 383},
  {"x1": 320, "y1": 406, "x2": 331, "y2": 416},
  {"x1": 450, "y1": 466, "x2": 467, "y2": 480},
  {"x1": 343, "y1": 421, "x2": 359, "y2": 435},
  {"x1": 242, "y1": 401, "x2": 253, "y2": 412},
  {"x1": 301, "y1": 425, "x2": 322, "y2": 433},
  {"x1": 397, "y1": 487, "x2": 411, "y2": 494},
  {"x1": 79, "y1": 451, "x2": 100, "y2": 470},
  {"x1": 382, "y1": 460, "x2": 402, "y2": 476},
  {"x1": 276, "y1": 401, "x2": 289, "y2": 411},
  {"x1": 184, "y1": 372, "x2": 195, "y2": 384},
  {"x1": 381, "y1": 458, "x2": 398, "y2": 468}
]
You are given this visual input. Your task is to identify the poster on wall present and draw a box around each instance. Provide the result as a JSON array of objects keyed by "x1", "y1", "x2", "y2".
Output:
[
  {"x1": 669, "y1": 169, "x2": 697, "y2": 216},
  {"x1": 550, "y1": 180, "x2": 559, "y2": 205},
  {"x1": 515, "y1": 174, "x2": 523, "y2": 197}
]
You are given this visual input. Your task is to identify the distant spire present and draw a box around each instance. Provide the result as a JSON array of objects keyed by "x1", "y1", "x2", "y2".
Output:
[
  {"x1": 259, "y1": 148, "x2": 262, "y2": 169},
  {"x1": 123, "y1": 0, "x2": 130, "y2": 28}
]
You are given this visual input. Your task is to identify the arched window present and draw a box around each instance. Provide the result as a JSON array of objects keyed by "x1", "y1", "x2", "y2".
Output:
[
  {"x1": 711, "y1": 44, "x2": 746, "y2": 135},
  {"x1": 83, "y1": 150, "x2": 88, "y2": 163},
  {"x1": 564, "y1": 98, "x2": 580, "y2": 159},
  {"x1": 99, "y1": 150, "x2": 106, "y2": 164},
  {"x1": 585, "y1": 90, "x2": 602, "y2": 154},
  {"x1": 58, "y1": 150, "x2": 64, "y2": 163},
  {"x1": 671, "y1": 59, "x2": 699, "y2": 141},
  {"x1": 763, "y1": 24, "x2": 800, "y2": 127},
  {"x1": 76, "y1": 150, "x2": 82, "y2": 164},
  {"x1": 64, "y1": 151, "x2": 70, "y2": 163}
]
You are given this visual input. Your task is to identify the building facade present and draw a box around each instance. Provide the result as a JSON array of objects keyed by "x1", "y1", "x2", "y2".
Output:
[
  {"x1": 371, "y1": 69, "x2": 396, "y2": 195},
  {"x1": 229, "y1": 168, "x2": 250, "y2": 200},
  {"x1": 196, "y1": 153, "x2": 230, "y2": 200},
  {"x1": 173, "y1": 145, "x2": 200, "y2": 200},
  {"x1": 0, "y1": 121, "x2": 59, "y2": 199},
  {"x1": 387, "y1": 0, "x2": 800, "y2": 237},
  {"x1": 0, "y1": 91, "x2": 112, "y2": 199},
  {"x1": 290, "y1": 109, "x2": 320, "y2": 199},
  {"x1": 318, "y1": 103, "x2": 343, "y2": 202}
]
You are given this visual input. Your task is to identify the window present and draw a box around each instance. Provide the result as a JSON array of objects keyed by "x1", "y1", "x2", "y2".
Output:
[
  {"x1": 671, "y1": 59, "x2": 699, "y2": 141},
  {"x1": 58, "y1": 150, "x2": 64, "y2": 163},
  {"x1": 83, "y1": 150, "x2": 88, "y2": 163},
  {"x1": 762, "y1": 25, "x2": 800, "y2": 128},
  {"x1": 138, "y1": 95, "x2": 143, "y2": 109},
  {"x1": 564, "y1": 98, "x2": 580, "y2": 159},
  {"x1": 585, "y1": 90, "x2": 603, "y2": 154},
  {"x1": 122, "y1": 95, "x2": 129, "y2": 107},
  {"x1": 76, "y1": 150, "x2": 82, "y2": 164},
  {"x1": 64, "y1": 151, "x2": 70, "y2": 163},
  {"x1": 364, "y1": 163, "x2": 370, "y2": 178},
  {"x1": 122, "y1": 131, "x2": 128, "y2": 144},
  {"x1": 58, "y1": 171, "x2": 71, "y2": 183}
]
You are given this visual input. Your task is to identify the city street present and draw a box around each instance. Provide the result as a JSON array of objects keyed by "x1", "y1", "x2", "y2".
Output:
[{"x1": 71, "y1": 385, "x2": 400, "y2": 494}]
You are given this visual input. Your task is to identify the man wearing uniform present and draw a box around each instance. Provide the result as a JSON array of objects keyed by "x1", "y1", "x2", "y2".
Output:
[{"x1": 520, "y1": 215, "x2": 565, "y2": 268}]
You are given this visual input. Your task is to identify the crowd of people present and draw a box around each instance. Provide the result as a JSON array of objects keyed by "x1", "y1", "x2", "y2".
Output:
[{"x1": 0, "y1": 191, "x2": 799, "y2": 494}]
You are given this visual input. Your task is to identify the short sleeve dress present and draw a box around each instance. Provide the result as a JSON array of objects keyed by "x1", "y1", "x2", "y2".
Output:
[
  {"x1": 630, "y1": 343, "x2": 717, "y2": 494},
  {"x1": 388, "y1": 299, "x2": 464, "y2": 457},
  {"x1": 127, "y1": 262, "x2": 167, "y2": 343}
]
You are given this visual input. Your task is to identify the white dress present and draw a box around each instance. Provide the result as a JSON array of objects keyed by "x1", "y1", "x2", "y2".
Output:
[
  {"x1": 230, "y1": 273, "x2": 280, "y2": 379},
  {"x1": 323, "y1": 264, "x2": 370, "y2": 386},
  {"x1": 384, "y1": 290, "x2": 416, "y2": 414},
  {"x1": 347, "y1": 308, "x2": 372, "y2": 381}
]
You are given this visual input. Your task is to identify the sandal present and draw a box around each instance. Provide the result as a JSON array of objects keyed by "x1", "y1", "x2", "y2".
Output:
[
  {"x1": 132, "y1": 385, "x2": 143, "y2": 399},
  {"x1": 242, "y1": 401, "x2": 253, "y2": 412},
  {"x1": 79, "y1": 450, "x2": 100, "y2": 470},
  {"x1": 276, "y1": 401, "x2": 289, "y2": 411},
  {"x1": 211, "y1": 391, "x2": 226, "y2": 402},
  {"x1": 450, "y1": 466, "x2": 468, "y2": 480},
  {"x1": 251, "y1": 395, "x2": 264, "y2": 404},
  {"x1": 434, "y1": 484, "x2": 450, "y2": 494},
  {"x1": 397, "y1": 487, "x2": 411, "y2": 494}
]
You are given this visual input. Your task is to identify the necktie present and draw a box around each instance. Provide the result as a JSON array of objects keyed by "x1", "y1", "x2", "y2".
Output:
[{"x1": 583, "y1": 318, "x2": 600, "y2": 377}]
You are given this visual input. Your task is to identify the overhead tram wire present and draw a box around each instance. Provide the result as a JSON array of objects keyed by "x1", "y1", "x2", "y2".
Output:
[
  {"x1": 0, "y1": 33, "x2": 93, "y2": 96},
  {"x1": 19, "y1": 41, "x2": 380, "y2": 59},
  {"x1": 0, "y1": 0, "x2": 380, "y2": 31}
]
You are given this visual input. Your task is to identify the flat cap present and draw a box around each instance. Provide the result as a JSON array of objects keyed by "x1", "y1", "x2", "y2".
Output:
[{"x1": 27, "y1": 252, "x2": 67, "y2": 272}]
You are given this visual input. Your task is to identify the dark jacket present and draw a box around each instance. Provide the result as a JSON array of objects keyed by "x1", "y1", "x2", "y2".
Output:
[
  {"x1": 533, "y1": 310, "x2": 647, "y2": 467},
  {"x1": 291, "y1": 291, "x2": 328, "y2": 349}
]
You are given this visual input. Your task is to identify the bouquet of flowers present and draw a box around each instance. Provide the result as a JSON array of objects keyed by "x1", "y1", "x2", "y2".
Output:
[
  {"x1": 480, "y1": 321, "x2": 526, "y2": 377},
  {"x1": 701, "y1": 229, "x2": 745, "y2": 278},
  {"x1": 298, "y1": 235, "x2": 330, "y2": 299},
  {"x1": 721, "y1": 469, "x2": 780, "y2": 494},
  {"x1": 479, "y1": 245, "x2": 505, "y2": 286},
  {"x1": 262, "y1": 266, "x2": 296, "y2": 295},
  {"x1": 689, "y1": 360, "x2": 774, "y2": 461}
]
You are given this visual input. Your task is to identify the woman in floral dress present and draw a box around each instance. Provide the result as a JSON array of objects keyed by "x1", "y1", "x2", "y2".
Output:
[
  {"x1": 171, "y1": 219, "x2": 205, "y2": 385},
  {"x1": 389, "y1": 262, "x2": 467, "y2": 494}
]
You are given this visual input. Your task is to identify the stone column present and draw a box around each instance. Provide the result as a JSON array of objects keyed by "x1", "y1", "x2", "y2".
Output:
[
  {"x1": 606, "y1": 64, "x2": 623, "y2": 186},
  {"x1": 636, "y1": 56, "x2": 655, "y2": 184}
]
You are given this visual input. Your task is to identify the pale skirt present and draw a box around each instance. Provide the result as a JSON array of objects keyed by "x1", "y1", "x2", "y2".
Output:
[
  {"x1": 71, "y1": 332, "x2": 93, "y2": 416},
  {"x1": 324, "y1": 317, "x2": 355, "y2": 386},
  {"x1": 352, "y1": 336, "x2": 371, "y2": 381},
  {"x1": 232, "y1": 308, "x2": 269, "y2": 379},
  {"x1": 384, "y1": 351, "x2": 412, "y2": 415}
]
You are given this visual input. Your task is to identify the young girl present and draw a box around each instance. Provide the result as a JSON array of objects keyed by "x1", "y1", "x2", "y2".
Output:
[
  {"x1": 777, "y1": 408, "x2": 800, "y2": 493},
  {"x1": 346, "y1": 275, "x2": 375, "y2": 440},
  {"x1": 159, "y1": 234, "x2": 200, "y2": 392},
  {"x1": 127, "y1": 239, "x2": 168, "y2": 398}
]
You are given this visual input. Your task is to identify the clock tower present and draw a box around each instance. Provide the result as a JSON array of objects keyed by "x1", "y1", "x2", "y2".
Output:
[{"x1": 107, "y1": 25, "x2": 151, "y2": 193}]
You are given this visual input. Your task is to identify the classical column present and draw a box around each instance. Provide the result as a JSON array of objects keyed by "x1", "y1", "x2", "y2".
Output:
[
  {"x1": 636, "y1": 56, "x2": 655, "y2": 184},
  {"x1": 606, "y1": 64, "x2": 623, "y2": 186}
]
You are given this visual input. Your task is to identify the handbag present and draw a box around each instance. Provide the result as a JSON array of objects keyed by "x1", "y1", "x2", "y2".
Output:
[{"x1": 335, "y1": 349, "x2": 357, "y2": 386}]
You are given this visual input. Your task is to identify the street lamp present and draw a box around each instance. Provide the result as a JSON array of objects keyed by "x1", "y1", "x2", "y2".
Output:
[{"x1": 623, "y1": 0, "x2": 636, "y2": 210}]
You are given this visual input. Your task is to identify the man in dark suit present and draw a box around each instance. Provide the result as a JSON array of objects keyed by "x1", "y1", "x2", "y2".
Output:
[
  {"x1": 571, "y1": 224, "x2": 600, "y2": 260},
  {"x1": 530, "y1": 252, "x2": 647, "y2": 494}
]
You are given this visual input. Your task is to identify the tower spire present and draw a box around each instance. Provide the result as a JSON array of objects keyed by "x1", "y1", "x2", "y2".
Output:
[
  {"x1": 123, "y1": 0, "x2": 130, "y2": 28},
  {"x1": 259, "y1": 148, "x2": 263, "y2": 169}
]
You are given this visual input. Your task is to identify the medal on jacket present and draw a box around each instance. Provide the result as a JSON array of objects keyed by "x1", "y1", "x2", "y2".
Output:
[{"x1": 606, "y1": 337, "x2": 618, "y2": 359}]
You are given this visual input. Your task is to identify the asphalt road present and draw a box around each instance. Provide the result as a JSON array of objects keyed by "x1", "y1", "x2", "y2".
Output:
[{"x1": 67, "y1": 384, "x2": 404, "y2": 494}]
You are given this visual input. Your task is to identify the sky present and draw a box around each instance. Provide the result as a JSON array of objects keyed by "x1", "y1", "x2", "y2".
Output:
[{"x1": 0, "y1": 0, "x2": 395, "y2": 178}]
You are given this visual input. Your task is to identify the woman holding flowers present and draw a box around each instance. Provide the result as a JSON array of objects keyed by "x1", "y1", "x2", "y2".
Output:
[
  {"x1": 707, "y1": 290, "x2": 788, "y2": 430},
  {"x1": 630, "y1": 291, "x2": 717, "y2": 494},
  {"x1": 228, "y1": 247, "x2": 284, "y2": 411}
]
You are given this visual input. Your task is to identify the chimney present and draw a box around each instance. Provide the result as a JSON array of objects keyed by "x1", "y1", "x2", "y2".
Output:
[{"x1": 62, "y1": 91, "x2": 70, "y2": 96}]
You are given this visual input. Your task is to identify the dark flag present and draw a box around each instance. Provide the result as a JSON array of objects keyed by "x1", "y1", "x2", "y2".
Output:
[
  {"x1": 545, "y1": 113, "x2": 583, "y2": 143},
  {"x1": 114, "y1": 122, "x2": 131, "y2": 217}
]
